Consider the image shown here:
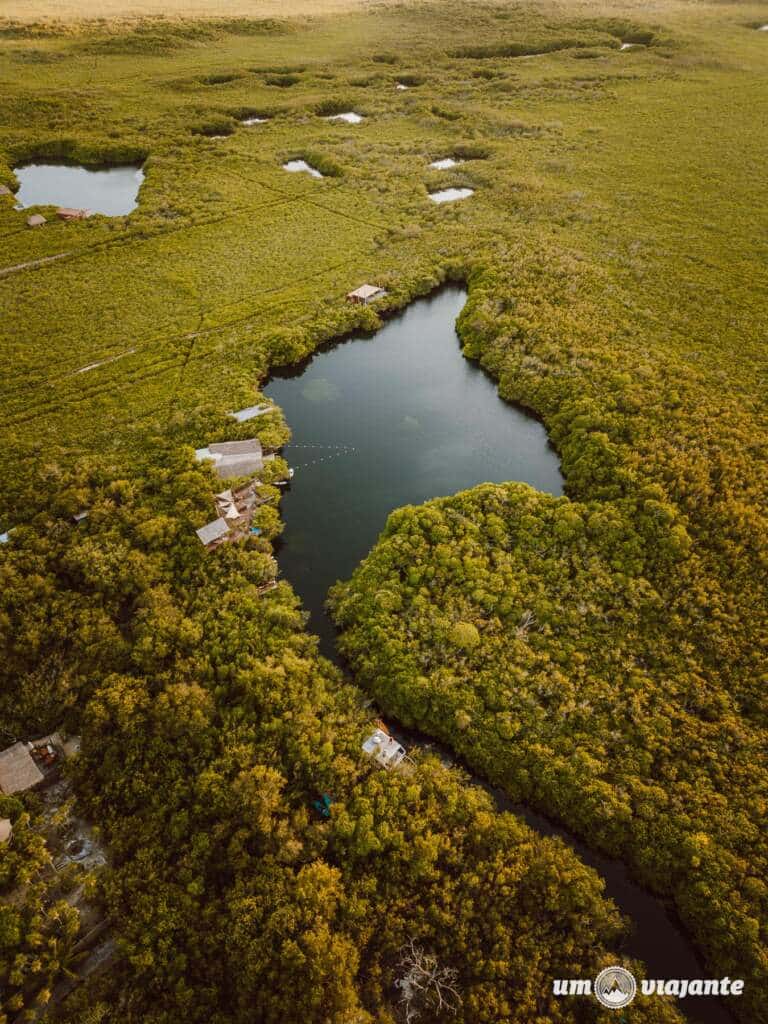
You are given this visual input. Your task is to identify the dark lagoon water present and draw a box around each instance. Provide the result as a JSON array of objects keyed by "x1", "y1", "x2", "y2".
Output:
[
  {"x1": 266, "y1": 285, "x2": 732, "y2": 1024},
  {"x1": 14, "y1": 163, "x2": 144, "y2": 215},
  {"x1": 266, "y1": 285, "x2": 563, "y2": 648}
]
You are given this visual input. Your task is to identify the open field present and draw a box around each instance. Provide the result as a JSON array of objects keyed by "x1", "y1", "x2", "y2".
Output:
[
  {"x1": 0, "y1": 0, "x2": 367, "y2": 21},
  {"x1": 1, "y1": 2, "x2": 766, "y2": 496},
  {"x1": 1, "y1": 1, "x2": 767, "y2": 1021}
]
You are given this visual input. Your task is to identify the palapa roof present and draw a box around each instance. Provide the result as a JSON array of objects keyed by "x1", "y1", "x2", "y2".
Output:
[
  {"x1": 215, "y1": 489, "x2": 241, "y2": 520},
  {"x1": 57, "y1": 207, "x2": 91, "y2": 218},
  {"x1": 196, "y1": 438, "x2": 264, "y2": 479},
  {"x1": 0, "y1": 742, "x2": 45, "y2": 795},
  {"x1": 195, "y1": 517, "x2": 230, "y2": 546},
  {"x1": 27, "y1": 214, "x2": 46, "y2": 227},
  {"x1": 347, "y1": 284, "x2": 385, "y2": 300}
]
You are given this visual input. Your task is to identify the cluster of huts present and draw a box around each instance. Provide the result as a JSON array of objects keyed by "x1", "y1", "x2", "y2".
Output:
[
  {"x1": 194, "y1": 437, "x2": 277, "y2": 552},
  {"x1": 0, "y1": 186, "x2": 92, "y2": 227},
  {"x1": 25, "y1": 207, "x2": 92, "y2": 229}
]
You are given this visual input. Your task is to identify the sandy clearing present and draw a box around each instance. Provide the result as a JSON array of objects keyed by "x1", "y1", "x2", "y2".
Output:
[{"x1": 0, "y1": 0, "x2": 368, "y2": 20}]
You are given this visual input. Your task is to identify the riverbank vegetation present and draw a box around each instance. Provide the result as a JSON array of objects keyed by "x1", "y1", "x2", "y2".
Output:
[
  {"x1": 1, "y1": 0, "x2": 767, "y2": 1021},
  {"x1": 0, "y1": 449, "x2": 684, "y2": 1024}
]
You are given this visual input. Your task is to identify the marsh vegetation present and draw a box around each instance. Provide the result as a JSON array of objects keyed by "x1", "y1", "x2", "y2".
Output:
[{"x1": 0, "y1": 1, "x2": 767, "y2": 1022}]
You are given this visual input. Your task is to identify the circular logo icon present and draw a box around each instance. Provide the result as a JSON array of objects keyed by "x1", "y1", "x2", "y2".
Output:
[{"x1": 594, "y1": 966, "x2": 637, "y2": 1009}]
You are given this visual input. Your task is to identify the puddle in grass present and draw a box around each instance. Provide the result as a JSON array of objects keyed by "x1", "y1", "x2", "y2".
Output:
[
  {"x1": 325, "y1": 111, "x2": 364, "y2": 124},
  {"x1": 430, "y1": 157, "x2": 462, "y2": 169},
  {"x1": 429, "y1": 187, "x2": 474, "y2": 203},
  {"x1": 283, "y1": 160, "x2": 324, "y2": 178},
  {"x1": 14, "y1": 163, "x2": 144, "y2": 216}
]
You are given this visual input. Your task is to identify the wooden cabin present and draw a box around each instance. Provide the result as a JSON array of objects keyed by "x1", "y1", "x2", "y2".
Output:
[
  {"x1": 347, "y1": 284, "x2": 386, "y2": 305},
  {"x1": 56, "y1": 207, "x2": 92, "y2": 221}
]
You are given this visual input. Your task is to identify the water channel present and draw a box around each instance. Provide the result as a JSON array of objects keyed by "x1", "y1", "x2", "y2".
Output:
[{"x1": 265, "y1": 285, "x2": 732, "y2": 1024}]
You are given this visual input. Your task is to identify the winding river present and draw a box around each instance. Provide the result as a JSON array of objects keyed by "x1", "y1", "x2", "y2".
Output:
[{"x1": 265, "y1": 285, "x2": 732, "y2": 1024}]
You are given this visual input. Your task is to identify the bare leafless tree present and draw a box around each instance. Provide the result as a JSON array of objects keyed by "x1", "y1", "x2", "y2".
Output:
[
  {"x1": 515, "y1": 609, "x2": 537, "y2": 639},
  {"x1": 394, "y1": 938, "x2": 461, "y2": 1023}
]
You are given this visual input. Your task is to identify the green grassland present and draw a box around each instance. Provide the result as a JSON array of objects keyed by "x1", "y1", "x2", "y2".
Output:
[
  {"x1": 1, "y1": 2, "x2": 765, "y2": 503},
  {"x1": 1, "y1": 1, "x2": 767, "y2": 1022}
]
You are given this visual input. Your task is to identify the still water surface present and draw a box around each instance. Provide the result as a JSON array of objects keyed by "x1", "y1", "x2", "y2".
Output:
[
  {"x1": 265, "y1": 286, "x2": 732, "y2": 1024},
  {"x1": 266, "y1": 285, "x2": 562, "y2": 648},
  {"x1": 14, "y1": 163, "x2": 144, "y2": 215}
]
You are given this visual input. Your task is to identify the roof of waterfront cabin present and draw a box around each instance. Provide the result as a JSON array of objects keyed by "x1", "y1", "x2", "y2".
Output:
[
  {"x1": 195, "y1": 517, "x2": 230, "y2": 546},
  {"x1": 0, "y1": 185, "x2": 11, "y2": 196},
  {"x1": 0, "y1": 818, "x2": 11, "y2": 843},
  {"x1": 0, "y1": 742, "x2": 45, "y2": 795},
  {"x1": 195, "y1": 438, "x2": 264, "y2": 479},
  {"x1": 57, "y1": 207, "x2": 91, "y2": 219},
  {"x1": 347, "y1": 284, "x2": 385, "y2": 301}
]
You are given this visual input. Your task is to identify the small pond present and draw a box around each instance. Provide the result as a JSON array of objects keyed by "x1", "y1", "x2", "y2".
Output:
[
  {"x1": 283, "y1": 159, "x2": 323, "y2": 178},
  {"x1": 325, "y1": 111, "x2": 364, "y2": 124},
  {"x1": 429, "y1": 187, "x2": 474, "y2": 203},
  {"x1": 430, "y1": 157, "x2": 462, "y2": 169},
  {"x1": 14, "y1": 162, "x2": 144, "y2": 216}
]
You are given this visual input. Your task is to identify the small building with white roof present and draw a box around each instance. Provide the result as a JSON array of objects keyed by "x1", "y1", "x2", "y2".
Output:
[
  {"x1": 362, "y1": 728, "x2": 407, "y2": 770},
  {"x1": 347, "y1": 284, "x2": 387, "y2": 305}
]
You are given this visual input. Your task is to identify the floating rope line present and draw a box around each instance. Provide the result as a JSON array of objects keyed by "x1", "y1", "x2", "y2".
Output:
[{"x1": 289, "y1": 445, "x2": 360, "y2": 469}]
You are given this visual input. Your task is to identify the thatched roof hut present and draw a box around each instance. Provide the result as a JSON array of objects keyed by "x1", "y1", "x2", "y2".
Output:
[{"x1": 0, "y1": 742, "x2": 44, "y2": 795}]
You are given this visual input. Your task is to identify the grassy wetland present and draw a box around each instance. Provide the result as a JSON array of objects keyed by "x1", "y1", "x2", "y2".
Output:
[{"x1": 1, "y1": 1, "x2": 767, "y2": 1022}]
